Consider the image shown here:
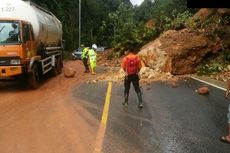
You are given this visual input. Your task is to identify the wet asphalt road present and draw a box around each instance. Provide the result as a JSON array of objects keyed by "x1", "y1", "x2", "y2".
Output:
[{"x1": 73, "y1": 78, "x2": 230, "y2": 153}]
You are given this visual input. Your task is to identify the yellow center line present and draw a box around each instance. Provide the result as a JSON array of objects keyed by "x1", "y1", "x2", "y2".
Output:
[{"x1": 93, "y1": 81, "x2": 112, "y2": 153}]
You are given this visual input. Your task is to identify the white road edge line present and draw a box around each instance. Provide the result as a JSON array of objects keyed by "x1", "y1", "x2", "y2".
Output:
[{"x1": 191, "y1": 76, "x2": 226, "y2": 91}]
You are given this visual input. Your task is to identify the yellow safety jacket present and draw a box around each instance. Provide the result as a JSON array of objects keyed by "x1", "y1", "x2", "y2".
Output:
[
  {"x1": 81, "y1": 47, "x2": 89, "y2": 59},
  {"x1": 88, "y1": 49, "x2": 97, "y2": 62}
]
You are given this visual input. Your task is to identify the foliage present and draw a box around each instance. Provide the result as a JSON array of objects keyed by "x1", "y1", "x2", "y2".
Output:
[
  {"x1": 173, "y1": 11, "x2": 193, "y2": 30},
  {"x1": 102, "y1": 2, "x2": 161, "y2": 57},
  {"x1": 100, "y1": 0, "x2": 198, "y2": 58},
  {"x1": 185, "y1": 16, "x2": 200, "y2": 29},
  {"x1": 153, "y1": 10, "x2": 194, "y2": 32},
  {"x1": 31, "y1": 0, "x2": 198, "y2": 55},
  {"x1": 195, "y1": 13, "x2": 230, "y2": 76},
  {"x1": 139, "y1": 27, "x2": 159, "y2": 45},
  {"x1": 106, "y1": 3, "x2": 139, "y2": 54},
  {"x1": 223, "y1": 50, "x2": 230, "y2": 61},
  {"x1": 31, "y1": 0, "x2": 132, "y2": 51},
  {"x1": 151, "y1": 0, "x2": 193, "y2": 21},
  {"x1": 134, "y1": 0, "x2": 154, "y2": 22},
  {"x1": 147, "y1": 0, "x2": 198, "y2": 35},
  {"x1": 199, "y1": 14, "x2": 230, "y2": 40},
  {"x1": 197, "y1": 52, "x2": 230, "y2": 76},
  {"x1": 197, "y1": 63, "x2": 224, "y2": 76}
]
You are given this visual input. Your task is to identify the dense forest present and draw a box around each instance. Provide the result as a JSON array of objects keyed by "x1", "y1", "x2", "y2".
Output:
[{"x1": 31, "y1": 0, "x2": 197, "y2": 52}]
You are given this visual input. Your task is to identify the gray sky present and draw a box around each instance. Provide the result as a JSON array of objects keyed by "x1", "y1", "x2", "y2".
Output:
[{"x1": 130, "y1": 0, "x2": 144, "y2": 5}]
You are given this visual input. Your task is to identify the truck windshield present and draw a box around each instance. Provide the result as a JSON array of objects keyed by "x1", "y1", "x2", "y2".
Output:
[{"x1": 0, "y1": 21, "x2": 21, "y2": 45}]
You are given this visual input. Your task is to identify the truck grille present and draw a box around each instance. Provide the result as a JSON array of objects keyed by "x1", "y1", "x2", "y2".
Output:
[
  {"x1": 0, "y1": 59, "x2": 10, "y2": 66},
  {"x1": 0, "y1": 57, "x2": 19, "y2": 66}
]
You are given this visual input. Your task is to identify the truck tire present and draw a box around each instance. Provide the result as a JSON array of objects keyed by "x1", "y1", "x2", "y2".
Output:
[
  {"x1": 28, "y1": 63, "x2": 40, "y2": 89},
  {"x1": 57, "y1": 57, "x2": 62, "y2": 74}
]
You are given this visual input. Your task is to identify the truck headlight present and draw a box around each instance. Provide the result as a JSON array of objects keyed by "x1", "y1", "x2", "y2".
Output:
[{"x1": 10, "y1": 59, "x2": 21, "y2": 65}]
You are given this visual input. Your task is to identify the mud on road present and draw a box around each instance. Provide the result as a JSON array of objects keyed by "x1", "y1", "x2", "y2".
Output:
[{"x1": 0, "y1": 60, "x2": 99, "y2": 153}]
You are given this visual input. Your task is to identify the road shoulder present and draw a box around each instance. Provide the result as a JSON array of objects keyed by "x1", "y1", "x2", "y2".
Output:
[{"x1": 190, "y1": 74, "x2": 227, "y2": 91}]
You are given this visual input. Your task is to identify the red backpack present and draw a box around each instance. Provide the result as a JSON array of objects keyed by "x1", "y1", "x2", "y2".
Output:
[{"x1": 125, "y1": 57, "x2": 139, "y2": 75}]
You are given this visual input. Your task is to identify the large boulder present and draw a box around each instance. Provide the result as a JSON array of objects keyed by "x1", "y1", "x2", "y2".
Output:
[
  {"x1": 138, "y1": 29, "x2": 220, "y2": 75},
  {"x1": 64, "y1": 66, "x2": 76, "y2": 77}
]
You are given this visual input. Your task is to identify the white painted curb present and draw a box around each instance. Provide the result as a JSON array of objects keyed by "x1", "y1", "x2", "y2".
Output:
[{"x1": 191, "y1": 76, "x2": 226, "y2": 91}]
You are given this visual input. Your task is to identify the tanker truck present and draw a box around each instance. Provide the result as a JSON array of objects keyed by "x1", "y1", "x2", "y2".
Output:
[{"x1": 0, "y1": 0, "x2": 63, "y2": 88}]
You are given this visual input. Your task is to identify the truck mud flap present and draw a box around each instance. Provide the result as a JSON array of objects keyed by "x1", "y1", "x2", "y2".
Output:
[{"x1": 28, "y1": 63, "x2": 40, "y2": 89}]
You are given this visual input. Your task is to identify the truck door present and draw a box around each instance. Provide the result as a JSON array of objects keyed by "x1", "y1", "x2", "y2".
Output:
[{"x1": 22, "y1": 23, "x2": 35, "y2": 59}]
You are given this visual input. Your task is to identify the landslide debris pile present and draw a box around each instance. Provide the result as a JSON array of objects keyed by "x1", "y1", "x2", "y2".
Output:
[
  {"x1": 139, "y1": 8, "x2": 230, "y2": 75},
  {"x1": 97, "y1": 50, "x2": 180, "y2": 84},
  {"x1": 97, "y1": 8, "x2": 230, "y2": 83}
]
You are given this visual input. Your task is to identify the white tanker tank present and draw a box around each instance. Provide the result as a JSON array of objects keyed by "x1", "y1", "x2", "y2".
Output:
[{"x1": 0, "y1": 0, "x2": 63, "y2": 48}]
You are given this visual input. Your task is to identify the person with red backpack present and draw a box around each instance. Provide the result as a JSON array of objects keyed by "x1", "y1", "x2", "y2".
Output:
[{"x1": 121, "y1": 46, "x2": 143, "y2": 108}]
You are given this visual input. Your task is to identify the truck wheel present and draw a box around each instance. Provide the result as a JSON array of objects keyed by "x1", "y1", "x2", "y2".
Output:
[
  {"x1": 57, "y1": 57, "x2": 62, "y2": 74},
  {"x1": 28, "y1": 63, "x2": 40, "y2": 89}
]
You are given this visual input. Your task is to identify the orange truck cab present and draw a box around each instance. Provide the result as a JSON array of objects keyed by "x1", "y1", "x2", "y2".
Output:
[
  {"x1": 0, "y1": 20, "x2": 36, "y2": 78},
  {"x1": 0, "y1": 0, "x2": 63, "y2": 89}
]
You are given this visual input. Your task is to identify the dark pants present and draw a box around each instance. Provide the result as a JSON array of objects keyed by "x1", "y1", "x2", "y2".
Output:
[
  {"x1": 124, "y1": 74, "x2": 142, "y2": 104},
  {"x1": 82, "y1": 58, "x2": 89, "y2": 72}
]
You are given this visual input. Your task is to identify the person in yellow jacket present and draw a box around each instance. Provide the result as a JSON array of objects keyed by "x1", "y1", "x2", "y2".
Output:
[
  {"x1": 88, "y1": 44, "x2": 97, "y2": 75},
  {"x1": 81, "y1": 46, "x2": 90, "y2": 73}
]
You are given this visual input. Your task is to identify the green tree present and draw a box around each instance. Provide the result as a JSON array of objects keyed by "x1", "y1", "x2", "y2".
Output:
[
  {"x1": 134, "y1": 0, "x2": 154, "y2": 22},
  {"x1": 30, "y1": 0, "x2": 198, "y2": 53}
]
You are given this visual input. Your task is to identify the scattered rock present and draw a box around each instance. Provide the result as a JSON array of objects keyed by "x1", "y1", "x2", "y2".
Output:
[
  {"x1": 171, "y1": 81, "x2": 177, "y2": 88},
  {"x1": 86, "y1": 81, "x2": 90, "y2": 84},
  {"x1": 148, "y1": 74, "x2": 155, "y2": 79},
  {"x1": 64, "y1": 66, "x2": 76, "y2": 77},
  {"x1": 139, "y1": 66, "x2": 158, "y2": 79},
  {"x1": 212, "y1": 71, "x2": 230, "y2": 82},
  {"x1": 170, "y1": 76, "x2": 178, "y2": 88},
  {"x1": 227, "y1": 65, "x2": 230, "y2": 71},
  {"x1": 196, "y1": 86, "x2": 209, "y2": 95}
]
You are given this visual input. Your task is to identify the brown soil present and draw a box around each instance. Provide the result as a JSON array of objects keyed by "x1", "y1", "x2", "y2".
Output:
[
  {"x1": 0, "y1": 60, "x2": 98, "y2": 153},
  {"x1": 0, "y1": 56, "x2": 228, "y2": 153}
]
